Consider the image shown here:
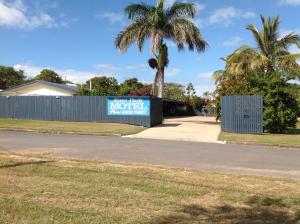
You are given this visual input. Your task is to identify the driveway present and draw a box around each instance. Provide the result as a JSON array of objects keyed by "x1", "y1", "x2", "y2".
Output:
[
  {"x1": 1, "y1": 131, "x2": 300, "y2": 179},
  {"x1": 127, "y1": 116, "x2": 221, "y2": 143}
]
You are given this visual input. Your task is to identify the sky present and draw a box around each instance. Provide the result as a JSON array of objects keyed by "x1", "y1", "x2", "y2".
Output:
[{"x1": 0, "y1": 0, "x2": 300, "y2": 95}]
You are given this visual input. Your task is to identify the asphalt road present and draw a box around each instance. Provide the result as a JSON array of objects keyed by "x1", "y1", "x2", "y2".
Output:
[{"x1": 0, "y1": 131, "x2": 300, "y2": 179}]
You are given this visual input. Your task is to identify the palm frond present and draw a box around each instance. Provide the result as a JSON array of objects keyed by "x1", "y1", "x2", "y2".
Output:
[
  {"x1": 277, "y1": 33, "x2": 300, "y2": 51},
  {"x1": 246, "y1": 24, "x2": 267, "y2": 56},
  {"x1": 166, "y1": 2, "x2": 196, "y2": 20},
  {"x1": 278, "y1": 54, "x2": 300, "y2": 76},
  {"x1": 115, "y1": 21, "x2": 148, "y2": 53},
  {"x1": 168, "y1": 18, "x2": 207, "y2": 52},
  {"x1": 125, "y1": 4, "x2": 154, "y2": 21}
]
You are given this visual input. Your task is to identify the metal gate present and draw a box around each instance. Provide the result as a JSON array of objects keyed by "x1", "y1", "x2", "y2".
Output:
[{"x1": 221, "y1": 96, "x2": 263, "y2": 134}]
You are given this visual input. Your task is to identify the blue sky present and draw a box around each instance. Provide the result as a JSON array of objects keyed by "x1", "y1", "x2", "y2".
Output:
[{"x1": 0, "y1": 0, "x2": 299, "y2": 95}]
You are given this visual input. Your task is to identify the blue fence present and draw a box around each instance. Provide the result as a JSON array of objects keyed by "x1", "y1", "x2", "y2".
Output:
[
  {"x1": 0, "y1": 96, "x2": 163, "y2": 127},
  {"x1": 221, "y1": 96, "x2": 263, "y2": 134}
]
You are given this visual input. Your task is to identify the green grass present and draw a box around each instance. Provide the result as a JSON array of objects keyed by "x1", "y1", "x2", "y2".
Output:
[
  {"x1": 0, "y1": 119, "x2": 145, "y2": 136},
  {"x1": 0, "y1": 153, "x2": 299, "y2": 224},
  {"x1": 219, "y1": 122, "x2": 300, "y2": 147}
]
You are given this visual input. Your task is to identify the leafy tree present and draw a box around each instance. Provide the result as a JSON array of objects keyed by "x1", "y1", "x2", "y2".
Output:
[
  {"x1": 186, "y1": 83, "x2": 196, "y2": 97},
  {"x1": 164, "y1": 83, "x2": 186, "y2": 101},
  {"x1": 0, "y1": 66, "x2": 26, "y2": 90},
  {"x1": 213, "y1": 16, "x2": 300, "y2": 133},
  {"x1": 115, "y1": 0, "x2": 207, "y2": 98},
  {"x1": 225, "y1": 16, "x2": 300, "y2": 79},
  {"x1": 193, "y1": 96, "x2": 205, "y2": 111},
  {"x1": 262, "y1": 73, "x2": 298, "y2": 133},
  {"x1": 35, "y1": 69, "x2": 65, "y2": 84},
  {"x1": 128, "y1": 85, "x2": 152, "y2": 96},
  {"x1": 88, "y1": 76, "x2": 119, "y2": 96},
  {"x1": 119, "y1": 78, "x2": 143, "y2": 95},
  {"x1": 202, "y1": 91, "x2": 214, "y2": 107}
]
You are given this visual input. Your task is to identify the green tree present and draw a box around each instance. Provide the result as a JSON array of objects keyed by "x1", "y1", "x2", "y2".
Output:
[
  {"x1": 202, "y1": 91, "x2": 214, "y2": 107},
  {"x1": 119, "y1": 78, "x2": 143, "y2": 95},
  {"x1": 262, "y1": 73, "x2": 298, "y2": 133},
  {"x1": 115, "y1": 0, "x2": 207, "y2": 98},
  {"x1": 186, "y1": 83, "x2": 196, "y2": 97},
  {"x1": 185, "y1": 83, "x2": 197, "y2": 107},
  {"x1": 0, "y1": 66, "x2": 26, "y2": 90},
  {"x1": 35, "y1": 69, "x2": 65, "y2": 84},
  {"x1": 88, "y1": 76, "x2": 119, "y2": 96},
  {"x1": 164, "y1": 83, "x2": 186, "y2": 101},
  {"x1": 226, "y1": 16, "x2": 300, "y2": 79},
  {"x1": 213, "y1": 16, "x2": 300, "y2": 133}
]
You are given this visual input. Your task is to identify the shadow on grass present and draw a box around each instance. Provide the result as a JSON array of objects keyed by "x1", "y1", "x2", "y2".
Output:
[
  {"x1": 0, "y1": 160, "x2": 54, "y2": 169},
  {"x1": 287, "y1": 128, "x2": 300, "y2": 135},
  {"x1": 149, "y1": 196, "x2": 300, "y2": 224}
]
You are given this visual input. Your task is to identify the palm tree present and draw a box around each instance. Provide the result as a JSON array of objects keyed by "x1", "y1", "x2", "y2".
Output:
[
  {"x1": 226, "y1": 16, "x2": 300, "y2": 78},
  {"x1": 115, "y1": 0, "x2": 207, "y2": 98}
]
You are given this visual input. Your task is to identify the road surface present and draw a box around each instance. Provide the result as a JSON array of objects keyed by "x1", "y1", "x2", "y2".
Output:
[{"x1": 0, "y1": 131, "x2": 299, "y2": 179}]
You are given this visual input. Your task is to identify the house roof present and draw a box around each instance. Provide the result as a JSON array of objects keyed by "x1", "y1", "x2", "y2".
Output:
[{"x1": 1, "y1": 80, "x2": 78, "y2": 94}]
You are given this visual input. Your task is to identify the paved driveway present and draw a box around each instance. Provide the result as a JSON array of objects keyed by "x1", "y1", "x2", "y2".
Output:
[
  {"x1": 1, "y1": 131, "x2": 300, "y2": 179},
  {"x1": 127, "y1": 116, "x2": 221, "y2": 143}
]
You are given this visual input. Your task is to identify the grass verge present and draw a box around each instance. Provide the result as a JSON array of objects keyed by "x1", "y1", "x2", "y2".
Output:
[
  {"x1": 0, "y1": 119, "x2": 145, "y2": 136},
  {"x1": 0, "y1": 152, "x2": 299, "y2": 224},
  {"x1": 219, "y1": 122, "x2": 300, "y2": 148}
]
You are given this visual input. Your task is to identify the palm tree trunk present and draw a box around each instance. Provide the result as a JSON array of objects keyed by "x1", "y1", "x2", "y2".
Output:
[
  {"x1": 152, "y1": 71, "x2": 158, "y2": 96},
  {"x1": 157, "y1": 66, "x2": 164, "y2": 98}
]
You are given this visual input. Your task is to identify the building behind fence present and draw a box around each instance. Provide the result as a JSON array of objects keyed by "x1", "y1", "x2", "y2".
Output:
[
  {"x1": 221, "y1": 95, "x2": 263, "y2": 134},
  {"x1": 0, "y1": 96, "x2": 163, "y2": 127}
]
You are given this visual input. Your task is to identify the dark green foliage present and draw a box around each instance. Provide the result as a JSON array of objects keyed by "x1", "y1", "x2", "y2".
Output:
[
  {"x1": 119, "y1": 78, "x2": 143, "y2": 95},
  {"x1": 35, "y1": 69, "x2": 65, "y2": 84},
  {"x1": 0, "y1": 66, "x2": 26, "y2": 90},
  {"x1": 262, "y1": 75, "x2": 298, "y2": 133},
  {"x1": 193, "y1": 96, "x2": 206, "y2": 111},
  {"x1": 128, "y1": 86, "x2": 152, "y2": 96},
  {"x1": 164, "y1": 83, "x2": 186, "y2": 101},
  {"x1": 89, "y1": 77, "x2": 119, "y2": 96},
  {"x1": 215, "y1": 70, "x2": 299, "y2": 133},
  {"x1": 214, "y1": 16, "x2": 300, "y2": 133}
]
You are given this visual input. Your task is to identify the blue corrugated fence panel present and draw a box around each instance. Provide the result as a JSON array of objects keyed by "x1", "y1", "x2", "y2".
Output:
[
  {"x1": 0, "y1": 96, "x2": 162, "y2": 127},
  {"x1": 221, "y1": 95, "x2": 263, "y2": 134}
]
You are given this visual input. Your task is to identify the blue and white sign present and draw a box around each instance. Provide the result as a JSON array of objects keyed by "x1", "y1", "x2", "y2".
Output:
[{"x1": 107, "y1": 98, "x2": 150, "y2": 116}]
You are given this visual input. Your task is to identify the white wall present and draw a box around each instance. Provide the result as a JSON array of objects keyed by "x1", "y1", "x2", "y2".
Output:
[{"x1": 20, "y1": 87, "x2": 72, "y2": 96}]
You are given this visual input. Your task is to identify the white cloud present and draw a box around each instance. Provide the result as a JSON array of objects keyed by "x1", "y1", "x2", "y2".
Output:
[
  {"x1": 125, "y1": 64, "x2": 147, "y2": 71},
  {"x1": 165, "y1": 68, "x2": 181, "y2": 77},
  {"x1": 96, "y1": 12, "x2": 124, "y2": 25},
  {"x1": 0, "y1": 0, "x2": 77, "y2": 29},
  {"x1": 0, "y1": 0, "x2": 57, "y2": 29},
  {"x1": 208, "y1": 7, "x2": 256, "y2": 26},
  {"x1": 222, "y1": 36, "x2": 243, "y2": 47},
  {"x1": 194, "y1": 84, "x2": 215, "y2": 96},
  {"x1": 14, "y1": 63, "x2": 97, "y2": 83},
  {"x1": 197, "y1": 71, "x2": 214, "y2": 80},
  {"x1": 278, "y1": 0, "x2": 300, "y2": 5},
  {"x1": 280, "y1": 29, "x2": 300, "y2": 38},
  {"x1": 94, "y1": 63, "x2": 120, "y2": 73},
  {"x1": 194, "y1": 2, "x2": 206, "y2": 12}
]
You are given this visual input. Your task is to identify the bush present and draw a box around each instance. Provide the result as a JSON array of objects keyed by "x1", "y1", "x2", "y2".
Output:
[
  {"x1": 262, "y1": 75, "x2": 298, "y2": 133},
  {"x1": 214, "y1": 70, "x2": 299, "y2": 133}
]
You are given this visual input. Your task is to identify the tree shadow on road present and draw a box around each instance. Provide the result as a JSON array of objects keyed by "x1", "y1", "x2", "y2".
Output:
[{"x1": 149, "y1": 196, "x2": 300, "y2": 224}]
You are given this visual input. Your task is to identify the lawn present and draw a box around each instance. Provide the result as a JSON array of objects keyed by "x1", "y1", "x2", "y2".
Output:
[
  {"x1": 0, "y1": 153, "x2": 299, "y2": 224},
  {"x1": 0, "y1": 119, "x2": 145, "y2": 136},
  {"x1": 219, "y1": 122, "x2": 300, "y2": 147}
]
